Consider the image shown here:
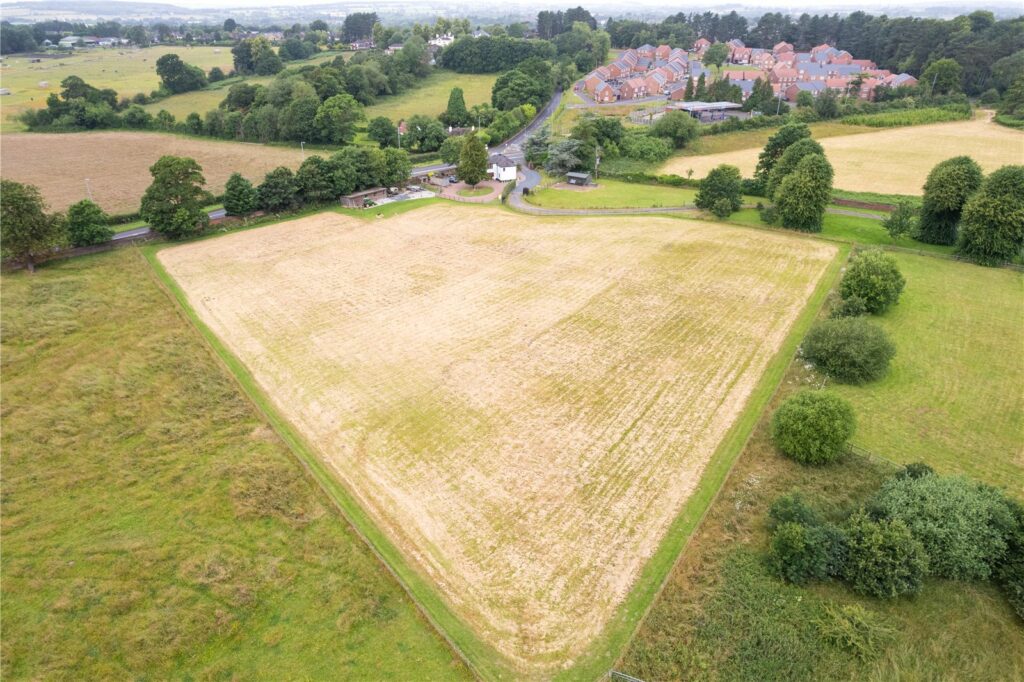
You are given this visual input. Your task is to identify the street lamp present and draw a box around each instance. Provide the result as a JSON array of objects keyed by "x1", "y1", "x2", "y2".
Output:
[{"x1": 300, "y1": 141, "x2": 305, "y2": 158}]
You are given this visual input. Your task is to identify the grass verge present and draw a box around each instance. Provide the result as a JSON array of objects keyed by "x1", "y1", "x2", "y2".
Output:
[{"x1": 0, "y1": 248, "x2": 468, "y2": 680}]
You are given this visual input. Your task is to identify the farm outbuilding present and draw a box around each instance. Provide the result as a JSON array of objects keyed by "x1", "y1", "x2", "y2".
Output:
[
  {"x1": 340, "y1": 187, "x2": 388, "y2": 208},
  {"x1": 566, "y1": 172, "x2": 592, "y2": 186},
  {"x1": 673, "y1": 101, "x2": 743, "y2": 122}
]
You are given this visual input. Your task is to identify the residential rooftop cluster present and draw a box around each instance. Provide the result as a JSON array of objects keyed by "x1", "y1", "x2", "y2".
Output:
[{"x1": 580, "y1": 39, "x2": 919, "y2": 105}]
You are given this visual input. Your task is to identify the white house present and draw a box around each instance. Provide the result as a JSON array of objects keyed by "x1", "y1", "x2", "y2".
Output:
[
  {"x1": 429, "y1": 33, "x2": 455, "y2": 48},
  {"x1": 489, "y1": 153, "x2": 517, "y2": 182}
]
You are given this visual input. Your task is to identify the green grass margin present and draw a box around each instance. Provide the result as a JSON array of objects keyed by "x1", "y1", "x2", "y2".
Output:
[{"x1": 140, "y1": 206, "x2": 850, "y2": 680}]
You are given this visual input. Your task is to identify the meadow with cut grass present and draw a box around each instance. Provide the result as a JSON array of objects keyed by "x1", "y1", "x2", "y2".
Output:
[
  {"x1": 660, "y1": 116, "x2": 1024, "y2": 195},
  {"x1": 0, "y1": 47, "x2": 235, "y2": 131},
  {"x1": 620, "y1": 253, "x2": 1024, "y2": 680},
  {"x1": 525, "y1": 178, "x2": 698, "y2": 209},
  {"x1": 363, "y1": 70, "x2": 498, "y2": 124},
  {"x1": 829, "y1": 254, "x2": 1023, "y2": 489},
  {"x1": 0, "y1": 249, "x2": 468, "y2": 680},
  {"x1": 155, "y1": 203, "x2": 838, "y2": 674}
]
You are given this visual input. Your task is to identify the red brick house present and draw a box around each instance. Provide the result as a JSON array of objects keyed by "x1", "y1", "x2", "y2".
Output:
[{"x1": 620, "y1": 77, "x2": 647, "y2": 99}]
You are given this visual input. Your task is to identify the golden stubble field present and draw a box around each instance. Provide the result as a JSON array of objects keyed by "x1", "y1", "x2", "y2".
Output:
[
  {"x1": 158, "y1": 205, "x2": 837, "y2": 670},
  {"x1": 660, "y1": 117, "x2": 1024, "y2": 194},
  {"x1": 0, "y1": 131, "x2": 305, "y2": 213}
]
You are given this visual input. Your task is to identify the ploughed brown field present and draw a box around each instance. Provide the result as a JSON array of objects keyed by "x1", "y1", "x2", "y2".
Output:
[
  {"x1": 157, "y1": 205, "x2": 837, "y2": 671},
  {"x1": 0, "y1": 132, "x2": 304, "y2": 213}
]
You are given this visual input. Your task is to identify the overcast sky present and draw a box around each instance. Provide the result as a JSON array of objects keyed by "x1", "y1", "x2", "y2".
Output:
[{"x1": 38, "y1": 0, "x2": 1009, "y2": 8}]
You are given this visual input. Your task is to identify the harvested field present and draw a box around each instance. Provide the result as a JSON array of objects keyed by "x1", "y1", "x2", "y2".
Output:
[
  {"x1": 157, "y1": 205, "x2": 837, "y2": 671},
  {"x1": 0, "y1": 132, "x2": 304, "y2": 213},
  {"x1": 660, "y1": 116, "x2": 1024, "y2": 194}
]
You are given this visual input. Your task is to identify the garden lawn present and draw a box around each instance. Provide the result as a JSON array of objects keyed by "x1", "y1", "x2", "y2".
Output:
[
  {"x1": 363, "y1": 70, "x2": 498, "y2": 123},
  {"x1": 0, "y1": 249, "x2": 468, "y2": 680},
  {"x1": 828, "y1": 253, "x2": 1024, "y2": 490},
  {"x1": 526, "y1": 179, "x2": 697, "y2": 209}
]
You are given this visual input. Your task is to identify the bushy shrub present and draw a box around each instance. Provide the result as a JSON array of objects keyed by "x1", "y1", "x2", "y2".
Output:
[
  {"x1": 770, "y1": 521, "x2": 847, "y2": 585},
  {"x1": 894, "y1": 462, "x2": 935, "y2": 480},
  {"x1": 619, "y1": 132, "x2": 673, "y2": 162},
  {"x1": 830, "y1": 294, "x2": 868, "y2": 319},
  {"x1": 771, "y1": 391, "x2": 856, "y2": 465},
  {"x1": 802, "y1": 317, "x2": 896, "y2": 384},
  {"x1": 842, "y1": 510, "x2": 928, "y2": 598},
  {"x1": 839, "y1": 250, "x2": 906, "y2": 314},
  {"x1": 223, "y1": 172, "x2": 258, "y2": 215},
  {"x1": 768, "y1": 492, "x2": 822, "y2": 529},
  {"x1": 66, "y1": 199, "x2": 113, "y2": 246},
  {"x1": 770, "y1": 522, "x2": 829, "y2": 584},
  {"x1": 997, "y1": 499, "x2": 1024, "y2": 620},
  {"x1": 870, "y1": 474, "x2": 1015, "y2": 581}
]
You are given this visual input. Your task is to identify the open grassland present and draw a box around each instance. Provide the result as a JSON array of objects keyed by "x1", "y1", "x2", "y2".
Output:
[
  {"x1": 1, "y1": 131, "x2": 305, "y2": 213},
  {"x1": 828, "y1": 254, "x2": 1024, "y2": 489},
  {"x1": 0, "y1": 249, "x2": 467, "y2": 680},
  {"x1": 723, "y1": 208, "x2": 954, "y2": 254},
  {"x1": 157, "y1": 204, "x2": 837, "y2": 673},
  {"x1": 0, "y1": 47, "x2": 235, "y2": 131},
  {"x1": 363, "y1": 70, "x2": 498, "y2": 123},
  {"x1": 526, "y1": 178, "x2": 698, "y2": 208},
  {"x1": 143, "y1": 51, "x2": 351, "y2": 120},
  {"x1": 620, "y1": 355, "x2": 1024, "y2": 682},
  {"x1": 661, "y1": 117, "x2": 1024, "y2": 194}
]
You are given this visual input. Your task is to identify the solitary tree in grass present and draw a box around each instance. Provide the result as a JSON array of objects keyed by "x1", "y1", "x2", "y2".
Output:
[
  {"x1": 754, "y1": 122, "x2": 810, "y2": 189},
  {"x1": 457, "y1": 134, "x2": 488, "y2": 187},
  {"x1": 771, "y1": 390, "x2": 856, "y2": 465},
  {"x1": 0, "y1": 180, "x2": 66, "y2": 272},
  {"x1": 67, "y1": 199, "x2": 113, "y2": 246},
  {"x1": 775, "y1": 153, "x2": 833, "y2": 232},
  {"x1": 956, "y1": 165, "x2": 1024, "y2": 265},
  {"x1": 917, "y1": 155, "x2": 983, "y2": 245},
  {"x1": 839, "y1": 250, "x2": 906, "y2": 314},
  {"x1": 223, "y1": 172, "x2": 258, "y2": 215},
  {"x1": 314, "y1": 93, "x2": 363, "y2": 145},
  {"x1": 140, "y1": 156, "x2": 210, "y2": 240},
  {"x1": 441, "y1": 87, "x2": 471, "y2": 127},
  {"x1": 695, "y1": 164, "x2": 743, "y2": 218}
]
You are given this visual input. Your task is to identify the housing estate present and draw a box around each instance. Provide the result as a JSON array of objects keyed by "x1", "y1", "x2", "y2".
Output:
[{"x1": 579, "y1": 39, "x2": 918, "y2": 105}]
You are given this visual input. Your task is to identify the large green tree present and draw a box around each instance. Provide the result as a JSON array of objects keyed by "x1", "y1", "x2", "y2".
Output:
[
  {"x1": 139, "y1": 156, "x2": 210, "y2": 239},
  {"x1": 766, "y1": 137, "x2": 825, "y2": 198},
  {"x1": 917, "y1": 155, "x2": 984, "y2": 245},
  {"x1": 650, "y1": 111, "x2": 700, "y2": 149},
  {"x1": 440, "y1": 87, "x2": 470, "y2": 127},
  {"x1": 367, "y1": 116, "x2": 399, "y2": 148},
  {"x1": 754, "y1": 122, "x2": 810, "y2": 189},
  {"x1": 257, "y1": 167, "x2": 299, "y2": 212},
  {"x1": 314, "y1": 93, "x2": 363, "y2": 144},
  {"x1": 839, "y1": 249, "x2": 906, "y2": 314},
  {"x1": 223, "y1": 172, "x2": 257, "y2": 215},
  {"x1": 66, "y1": 199, "x2": 113, "y2": 247},
  {"x1": 0, "y1": 180, "x2": 66, "y2": 272},
  {"x1": 155, "y1": 53, "x2": 207, "y2": 94},
  {"x1": 695, "y1": 164, "x2": 743, "y2": 217},
  {"x1": 702, "y1": 42, "x2": 729, "y2": 71},
  {"x1": 774, "y1": 153, "x2": 833, "y2": 232},
  {"x1": 457, "y1": 134, "x2": 488, "y2": 186},
  {"x1": 956, "y1": 165, "x2": 1024, "y2": 265}
]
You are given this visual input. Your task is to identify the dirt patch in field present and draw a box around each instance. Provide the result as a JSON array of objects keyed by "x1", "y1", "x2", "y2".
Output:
[
  {"x1": 0, "y1": 132, "x2": 305, "y2": 213},
  {"x1": 660, "y1": 117, "x2": 1024, "y2": 195},
  {"x1": 158, "y1": 205, "x2": 836, "y2": 671}
]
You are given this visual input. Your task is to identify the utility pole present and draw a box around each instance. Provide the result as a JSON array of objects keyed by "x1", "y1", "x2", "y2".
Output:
[
  {"x1": 85, "y1": 178, "x2": 93, "y2": 201},
  {"x1": 300, "y1": 141, "x2": 305, "y2": 159}
]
